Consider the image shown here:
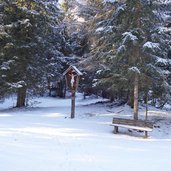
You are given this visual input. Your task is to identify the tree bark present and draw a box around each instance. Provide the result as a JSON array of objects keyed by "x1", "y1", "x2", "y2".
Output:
[
  {"x1": 133, "y1": 74, "x2": 139, "y2": 120},
  {"x1": 127, "y1": 90, "x2": 134, "y2": 108},
  {"x1": 47, "y1": 78, "x2": 51, "y2": 96},
  {"x1": 133, "y1": 0, "x2": 141, "y2": 120},
  {"x1": 16, "y1": 87, "x2": 27, "y2": 107},
  {"x1": 57, "y1": 80, "x2": 66, "y2": 98}
]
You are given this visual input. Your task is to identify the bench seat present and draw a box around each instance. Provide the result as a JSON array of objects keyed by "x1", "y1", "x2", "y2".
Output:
[{"x1": 110, "y1": 123, "x2": 153, "y2": 132}]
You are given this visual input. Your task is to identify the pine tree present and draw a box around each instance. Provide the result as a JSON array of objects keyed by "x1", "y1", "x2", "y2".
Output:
[
  {"x1": 0, "y1": 0, "x2": 66, "y2": 106},
  {"x1": 78, "y1": 0, "x2": 116, "y2": 99},
  {"x1": 87, "y1": 0, "x2": 170, "y2": 112},
  {"x1": 111, "y1": 0, "x2": 170, "y2": 116}
]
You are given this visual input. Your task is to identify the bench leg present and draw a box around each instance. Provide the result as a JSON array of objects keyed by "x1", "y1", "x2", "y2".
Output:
[
  {"x1": 144, "y1": 131, "x2": 148, "y2": 138},
  {"x1": 114, "y1": 126, "x2": 118, "y2": 134}
]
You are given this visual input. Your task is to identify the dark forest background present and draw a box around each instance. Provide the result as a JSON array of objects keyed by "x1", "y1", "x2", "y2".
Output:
[{"x1": 0, "y1": 0, "x2": 171, "y2": 109}]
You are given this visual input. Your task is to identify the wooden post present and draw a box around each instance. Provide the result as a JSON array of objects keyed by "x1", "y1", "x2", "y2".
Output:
[
  {"x1": 114, "y1": 126, "x2": 118, "y2": 134},
  {"x1": 145, "y1": 92, "x2": 148, "y2": 138},
  {"x1": 63, "y1": 66, "x2": 83, "y2": 119},
  {"x1": 145, "y1": 92, "x2": 148, "y2": 121},
  {"x1": 145, "y1": 131, "x2": 148, "y2": 138},
  {"x1": 71, "y1": 90, "x2": 75, "y2": 119}
]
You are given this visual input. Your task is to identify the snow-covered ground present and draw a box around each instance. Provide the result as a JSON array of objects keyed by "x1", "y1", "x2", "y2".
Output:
[{"x1": 0, "y1": 93, "x2": 171, "y2": 171}]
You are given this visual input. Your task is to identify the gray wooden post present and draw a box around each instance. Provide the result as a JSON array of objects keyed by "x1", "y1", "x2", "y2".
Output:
[
  {"x1": 145, "y1": 91, "x2": 148, "y2": 138},
  {"x1": 145, "y1": 92, "x2": 148, "y2": 121},
  {"x1": 145, "y1": 131, "x2": 148, "y2": 138},
  {"x1": 114, "y1": 126, "x2": 118, "y2": 134},
  {"x1": 71, "y1": 90, "x2": 75, "y2": 119}
]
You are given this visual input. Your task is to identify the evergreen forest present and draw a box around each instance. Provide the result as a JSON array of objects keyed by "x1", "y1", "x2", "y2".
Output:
[{"x1": 0, "y1": 0, "x2": 171, "y2": 113}]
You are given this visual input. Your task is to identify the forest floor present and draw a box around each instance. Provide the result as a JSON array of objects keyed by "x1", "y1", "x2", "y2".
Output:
[{"x1": 0, "y1": 93, "x2": 171, "y2": 171}]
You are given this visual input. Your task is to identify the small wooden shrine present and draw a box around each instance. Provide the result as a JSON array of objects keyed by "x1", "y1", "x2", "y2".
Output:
[{"x1": 63, "y1": 66, "x2": 83, "y2": 118}]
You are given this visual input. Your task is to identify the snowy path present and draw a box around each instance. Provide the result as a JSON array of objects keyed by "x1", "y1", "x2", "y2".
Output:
[{"x1": 0, "y1": 95, "x2": 171, "y2": 171}]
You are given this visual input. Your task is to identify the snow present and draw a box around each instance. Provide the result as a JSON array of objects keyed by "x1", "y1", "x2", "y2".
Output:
[
  {"x1": 104, "y1": 0, "x2": 118, "y2": 3},
  {"x1": 0, "y1": 94, "x2": 171, "y2": 171},
  {"x1": 19, "y1": 19, "x2": 30, "y2": 24},
  {"x1": 117, "y1": 45, "x2": 126, "y2": 54},
  {"x1": 0, "y1": 60, "x2": 15, "y2": 70},
  {"x1": 74, "y1": 16, "x2": 85, "y2": 22},
  {"x1": 96, "y1": 70, "x2": 102, "y2": 74},
  {"x1": 72, "y1": 66, "x2": 83, "y2": 75},
  {"x1": 128, "y1": 66, "x2": 141, "y2": 74},
  {"x1": 122, "y1": 32, "x2": 138, "y2": 45},
  {"x1": 155, "y1": 56, "x2": 171, "y2": 65},
  {"x1": 96, "y1": 26, "x2": 113, "y2": 33},
  {"x1": 160, "y1": 26, "x2": 171, "y2": 33},
  {"x1": 143, "y1": 42, "x2": 161, "y2": 51},
  {"x1": 7, "y1": 81, "x2": 27, "y2": 89},
  {"x1": 59, "y1": 0, "x2": 87, "y2": 6},
  {"x1": 0, "y1": 66, "x2": 9, "y2": 70},
  {"x1": 96, "y1": 27, "x2": 105, "y2": 32},
  {"x1": 110, "y1": 124, "x2": 153, "y2": 132},
  {"x1": 63, "y1": 65, "x2": 83, "y2": 76},
  {"x1": 69, "y1": 5, "x2": 86, "y2": 23}
]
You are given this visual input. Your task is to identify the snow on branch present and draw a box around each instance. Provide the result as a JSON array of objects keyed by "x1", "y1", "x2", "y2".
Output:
[
  {"x1": 117, "y1": 45, "x2": 126, "y2": 55},
  {"x1": 128, "y1": 67, "x2": 141, "y2": 74},
  {"x1": 8, "y1": 81, "x2": 27, "y2": 89},
  {"x1": 143, "y1": 41, "x2": 161, "y2": 52},
  {"x1": 96, "y1": 27, "x2": 105, "y2": 32},
  {"x1": 0, "y1": 60, "x2": 15, "y2": 71},
  {"x1": 96, "y1": 26, "x2": 113, "y2": 34},
  {"x1": 104, "y1": 0, "x2": 118, "y2": 3},
  {"x1": 155, "y1": 56, "x2": 171, "y2": 66},
  {"x1": 122, "y1": 32, "x2": 138, "y2": 45}
]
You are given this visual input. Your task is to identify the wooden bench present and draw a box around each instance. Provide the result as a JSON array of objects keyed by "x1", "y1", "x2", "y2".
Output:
[{"x1": 110, "y1": 118, "x2": 153, "y2": 138}]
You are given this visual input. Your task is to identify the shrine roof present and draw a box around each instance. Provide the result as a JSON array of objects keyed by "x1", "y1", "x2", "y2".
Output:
[{"x1": 63, "y1": 65, "x2": 83, "y2": 76}]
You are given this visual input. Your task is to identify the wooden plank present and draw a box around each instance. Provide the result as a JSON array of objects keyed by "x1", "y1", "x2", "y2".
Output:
[
  {"x1": 110, "y1": 124, "x2": 153, "y2": 132},
  {"x1": 112, "y1": 118, "x2": 153, "y2": 129},
  {"x1": 112, "y1": 118, "x2": 153, "y2": 126}
]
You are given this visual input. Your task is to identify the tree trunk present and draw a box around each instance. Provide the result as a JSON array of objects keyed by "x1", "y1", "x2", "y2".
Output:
[
  {"x1": 16, "y1": 87, "x2": 27, "y2": 107},
  {"x1": 47, "y1": 78, "x2": 51, "y2": 96},
  {"x1": 133, "y1": 1, "x2": 141, "y2": 120},
  {"x1": 57, "y1": 80, "x2": 66, "y2": 98},
  {"x1": 127, "y1": 90, "x2": 134, "y2": 108},
  {"x1": 133, "y1": 74, "x2": 139, "y2": 120}
]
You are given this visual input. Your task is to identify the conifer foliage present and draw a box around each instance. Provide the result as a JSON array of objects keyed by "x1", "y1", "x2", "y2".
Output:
[
  {"x1": 0, "y1": 0, "x2": 170, "y2": 109},
  {"x1": 86, "y1": 0, "x2": 170, "y2": 111},
  {"x1": 0, "y1": 0, "x2": 66, "y2": 107}
]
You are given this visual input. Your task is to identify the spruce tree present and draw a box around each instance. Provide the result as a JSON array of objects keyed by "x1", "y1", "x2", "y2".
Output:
[
  {"x1": 0, "y1": 0, "x2": 66, "y2": 106},
  {"x1": 87, "y1": 0, "x2": 170, "y2": 114},
  {"x1": 111, "y1": 0, "x2": 170, "y2": 116}
]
